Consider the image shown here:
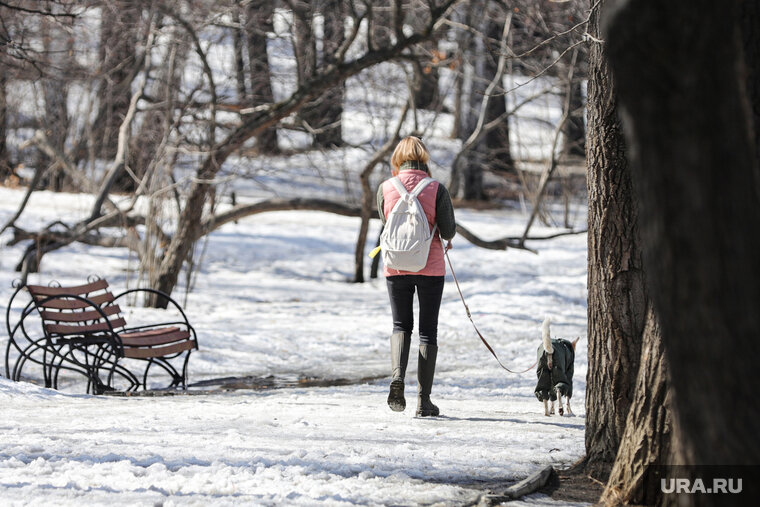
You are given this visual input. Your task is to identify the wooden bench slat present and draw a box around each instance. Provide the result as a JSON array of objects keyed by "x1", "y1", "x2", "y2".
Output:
[
  {"x1": 123, "y1": 339, "x2": 196, "y2": 359},
  {"x1": 36, "y1": 293, "x2": 115, "y2": 309},
  {"x1": 119, "y1": 329, "x2": 190, "y2": 347},
  {"x1": 40, "y1": 305, "x2": 121, "y2": 322},
  {"x1": 28, "y1": 279, "x2": 109, "y2": 297},
  {"x1": 45, "y1": 317, "x2": 127, "y2": 335},
  {"x1": 119, "y1": 327, "x2": 180, "y2": 338}
]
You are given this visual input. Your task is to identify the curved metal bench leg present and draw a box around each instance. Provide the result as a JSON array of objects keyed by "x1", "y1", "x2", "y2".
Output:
[
  {"x1": 98, "y1": 347, "x2": 139, "y2": 392},
  {"x1": 4, "y1": 338, "x2": 12, "y2": 379},
  {"x1": 139, "y1": 357, "x2": 184, "y2": 389},
  {"x1": 142, "y1": 359, "x2": 154, "y2": 389},
  {"x1": 181, "y1": 350, "x2": 192, "y2": 389}
]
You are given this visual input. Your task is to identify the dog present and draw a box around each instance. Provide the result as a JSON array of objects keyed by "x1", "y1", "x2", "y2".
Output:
[{"x1": 535, "y1": 317, "x2": 578, "y2": 416}]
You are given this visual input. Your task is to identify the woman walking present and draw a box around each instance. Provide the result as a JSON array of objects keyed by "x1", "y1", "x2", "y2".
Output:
[{"x1": 376, "y1": 136, "x2": 456, "y2": 416}]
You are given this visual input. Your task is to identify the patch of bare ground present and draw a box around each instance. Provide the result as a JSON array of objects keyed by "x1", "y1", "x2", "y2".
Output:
[{"x1": 540, "y1": 465, "x2": 605, "y2": 505}]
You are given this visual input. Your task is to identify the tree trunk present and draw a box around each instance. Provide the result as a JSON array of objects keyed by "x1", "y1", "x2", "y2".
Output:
[
  {"x1": 741, "y1": 0, "x2": 759, "y2": 167},
  {"x1": 369, "y1": 0, "x2": 393, "y2": 49},
  {"x1": 354, "y1": 170, "x2": 375, "y2": 283},
  {"x1": 132, "y1": 26, "x2": 186, "y2": 190},
  {"x1": 292, "y1": 0, "x2": 344, "y2": 148},
  {"x1": 0, "y1": 70, "x2": 10, "y2": 181},
  {"x1": 601, "y1": 307, "x2": 674, "y2": 505},
  {"x1": 97, "y1": 0, "x2": 139, "y2": 161},
  {"x1": 460, "y1": 0, "x2": 488, "y2": 201},
  {"x1": 232, "y1": 6, "x2": 248, "y2": 101},
  {"x1": 313, "y1": 0, "x2": 345, "y2": 148},
  {"x1": 413, "y1": 39, "x2": 441, "y2": 111},
  {"x1": 483, "y1": 14, "x2": 514, "y2": 175},
  {"x1": 606, "y1": 0, "x2": 760, "y2": 471},
  {"x1": 562, "y1": 77, "x2": 586, "y2": 158},
  {"x1": 40, "y1": 14, "x2": 73, "y2": 191},
  {"x1": 246, "y1": 0, "x2": 279, "y2": 153},
  {"x1": 583, "y1": 0, "x2": 645, "y2": 480}
]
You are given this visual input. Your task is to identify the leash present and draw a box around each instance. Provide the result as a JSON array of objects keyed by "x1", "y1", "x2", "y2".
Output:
[{"x1": 445, "y1": 248, "x2": 537, "y2": 374}]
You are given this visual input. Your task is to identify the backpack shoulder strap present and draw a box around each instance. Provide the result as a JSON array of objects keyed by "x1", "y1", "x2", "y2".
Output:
[
  {"x1": 389, "y1": 177, "x2": 408, "y2": 197},
  {"x1": 410, "y1": 177, "x2": 434, "y2": 198}
]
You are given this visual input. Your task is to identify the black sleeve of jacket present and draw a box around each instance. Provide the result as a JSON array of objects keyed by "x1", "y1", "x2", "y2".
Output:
[
  {"x1": 376, "y1": 184, "x2": 386, "y2": 226},
  {"x1": 436, "y1": 183, "x2": 456, "y2": 240}
]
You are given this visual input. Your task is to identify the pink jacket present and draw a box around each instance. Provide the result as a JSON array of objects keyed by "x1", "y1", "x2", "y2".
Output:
[{"x1": 381, "y1": 169, "x2": 445, "y2": 277}]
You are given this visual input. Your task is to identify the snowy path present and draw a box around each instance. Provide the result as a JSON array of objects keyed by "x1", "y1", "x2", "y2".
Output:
[
  {"x1": 1, "y1": 186, "x2": 589, "y2": 505},
  {"x1": 1, "y1": 379, "x2": 586, "y2": 506}
]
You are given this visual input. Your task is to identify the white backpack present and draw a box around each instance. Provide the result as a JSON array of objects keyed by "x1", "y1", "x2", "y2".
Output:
[{"x1": 380, "y1": 176, "x2": 438, "y2": 272}]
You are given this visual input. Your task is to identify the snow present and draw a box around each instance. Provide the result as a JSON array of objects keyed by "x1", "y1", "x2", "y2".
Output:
[{"x1": 0, "y1": 183, "x2": 588, "y2": 505}]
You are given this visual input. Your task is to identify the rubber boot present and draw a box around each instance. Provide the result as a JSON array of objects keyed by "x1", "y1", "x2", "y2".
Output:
[
  {"x1": 387, "y1": 331, "x2": 411, "y2": 412},
  {"x1": 416, "y1": 344, "x2": 440, "y2": 417}
]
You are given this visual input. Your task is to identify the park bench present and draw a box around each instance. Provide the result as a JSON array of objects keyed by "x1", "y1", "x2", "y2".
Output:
[{"x1": 4, "y1": 277, "x2": 198, "y2": 394}]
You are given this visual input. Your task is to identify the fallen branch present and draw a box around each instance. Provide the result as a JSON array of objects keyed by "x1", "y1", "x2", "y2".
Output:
[
  {"x1": 475, "y1": 465, "x2": 556, "y2": 506},
  {"x1": 10, "y1": 226, "x2": 139, "y2": 251}
]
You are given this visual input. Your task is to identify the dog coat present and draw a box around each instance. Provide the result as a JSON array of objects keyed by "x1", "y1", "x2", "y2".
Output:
[{"x1": 534, "y1": 338, "x2": 575, "y2": 401}]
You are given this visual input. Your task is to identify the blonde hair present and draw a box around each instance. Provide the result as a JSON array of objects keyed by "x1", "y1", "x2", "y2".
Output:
[{"x1": 391, "y1": 136, "x2": 431, "y2": 174}]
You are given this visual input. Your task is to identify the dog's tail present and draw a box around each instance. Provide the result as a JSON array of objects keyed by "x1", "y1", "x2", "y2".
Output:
[{"x1": 542, "y1": 316, "x2": 553, "y2": 354}]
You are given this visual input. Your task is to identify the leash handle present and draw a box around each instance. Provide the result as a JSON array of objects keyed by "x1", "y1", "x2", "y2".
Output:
[{"x1": 445, "y1": 249, "x2": 537, "y2": 374}]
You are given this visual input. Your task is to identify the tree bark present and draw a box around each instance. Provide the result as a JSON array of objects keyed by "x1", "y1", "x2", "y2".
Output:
[
  {"x1": 583, "y1": 0, "x2": 645, "y2": 480},
  {"x1": 606, "y1": 0, "x2": 760, "y2": 470},
  {"x1": 601, "y1": 307, "x2": 673, "y2": 505},
  {"x1": 741, "y1": 0, "x2": 759, "y2": 168}
]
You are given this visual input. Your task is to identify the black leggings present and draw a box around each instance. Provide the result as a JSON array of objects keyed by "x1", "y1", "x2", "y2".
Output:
[{"x1": 386, "y1": 275, "x2": 445, "y2": 346}]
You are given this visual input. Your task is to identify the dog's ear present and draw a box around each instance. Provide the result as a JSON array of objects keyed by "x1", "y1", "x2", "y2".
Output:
[{"x1": 571, "y1": 337, "x2": 580, "y2": 351}]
